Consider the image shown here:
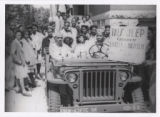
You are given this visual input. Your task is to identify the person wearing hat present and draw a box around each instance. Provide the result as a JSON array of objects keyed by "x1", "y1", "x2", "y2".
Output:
[{"x1": 49, "y1": 33, "x2": 64, "y2": 60}]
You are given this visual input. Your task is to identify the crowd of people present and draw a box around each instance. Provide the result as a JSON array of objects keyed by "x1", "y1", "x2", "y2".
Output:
[
  {"x1": 5, "y1": 9, "x2": 111, "y2": 97},
  {"x1": 5, "y1": 8, "x2": 156, "y2": 107}
]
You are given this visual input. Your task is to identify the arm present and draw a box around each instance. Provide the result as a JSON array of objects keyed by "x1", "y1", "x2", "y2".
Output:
[{"x1": 10, "y1": 41, "x2": 22, "y2": 65}]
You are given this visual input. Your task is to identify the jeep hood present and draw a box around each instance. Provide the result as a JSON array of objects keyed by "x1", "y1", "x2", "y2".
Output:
[{"x1": 52, "y1": 59, "x2": 133, "y2": 67}]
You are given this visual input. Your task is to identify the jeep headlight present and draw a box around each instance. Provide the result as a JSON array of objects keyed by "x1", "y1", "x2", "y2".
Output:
[
  {"x1": 66, "y1": 73, "x2": 78, "y2": 83},
  {"x1": 120, "y1": 71, "x2": 128, "y2": 81}
]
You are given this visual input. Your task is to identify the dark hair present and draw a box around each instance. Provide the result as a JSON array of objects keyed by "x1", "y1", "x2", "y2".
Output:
[
  {"x1": 14, "y1": 30, "x2": 22, "y2": 38},
  {"x1": 90, "y1": 25, "x2": 97, "y2": 30},
  {"x1": 64, "y1": 21, "x2": 70, "y2": 25},
  {"x1": 82, "y1": 16, "x2": 86, "y2": 19},
  {"x1": 77, "y1": 34, "x2": 87, "y2": 44},
  {"x1": 27, "y1": 25, "x2": 32, "y2": 30},
  {"x1": 32, "y1": 23, "x2": 38, "y2": 28},
  {"x1": 63, "y1": 37, "x2": 73, "y2": 47},
  {"x1": 49, "y1": 21, "x2": 55, "y2": 26},
  {"x1": 105, "y1": 25, "x2": 110, "y2": 29},
  {"x1": 81, "y1": 25, "x2": 88, "y2": 30}
]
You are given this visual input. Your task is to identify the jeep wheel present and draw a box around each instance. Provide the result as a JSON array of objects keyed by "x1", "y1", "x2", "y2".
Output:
[
  {"x1": 48, "y1": 86, "x2": 61, "y2": 112},
  {"x1": 132, "y1": 87, "x2": 148, "y2": 112}
]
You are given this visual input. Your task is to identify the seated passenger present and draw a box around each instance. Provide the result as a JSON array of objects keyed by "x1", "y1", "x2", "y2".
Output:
[
  {"x1": 49, "y1": 33, "x2": 64, "y2": 60},
  {"x1": 89, "y1": 30, "x2": 109, "y2": 59},
  {"x1": 79, "y1": 25, "x2": 90, "y2": 40},
  {"x1": 74, "y1": 35, "x2": 89, "y2": 59},
  {"x1": 86, "y1": 25, "x2": 97, "y2": 47},
  {"x1": 49, "y1": 34, "x2": 74, "y2": 60},
  {"x1": 63, "y1": 37, "x2": 74, "y2": 58},
  {"x1": 61, "y1": 21, "x2": 77, "y2": 51}
]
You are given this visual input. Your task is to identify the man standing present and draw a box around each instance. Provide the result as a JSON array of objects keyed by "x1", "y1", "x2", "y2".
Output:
[
  {"x1": 87, "y1": 25, "x2": 97, "y2": 44},
  {"x1": 31, "y1": 24, "x2": 44, "y2": 79},
  {"x1": 103, "y1": 25, "x2": 110, "y2": 44},
  {"x1": 61, "y1": 21, "x2": 77, "y2": 52},
  {"x1": 42, "y1": 28, "x2": 55, "y2": 56},
  {"x1": 53, "y1": 11, "x2": 63, "y2": 34},
  {"x1": 89, "y1": 30, "x2": 109, "y2": 59}
]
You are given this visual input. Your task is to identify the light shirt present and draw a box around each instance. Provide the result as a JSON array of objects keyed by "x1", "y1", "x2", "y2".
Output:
[
  {"x1": 53, "y1": 16, "x2": 63, "y2": 34},
  {"x1": 58, "y1": 5, "x2": 66, "y2": 13},
  {"x1": 31, "y1": 32, "x2": 44, "y2": 51},
  {"x1": 61, "y1": 27, "x2": 77, "y2": 49},
  {"x1": 79, "y1": 21, "x2": 91, "y2": 28},
  {"x1": 49, "y1": 42, "x2": 74, "y2": 60},
  {"x1": 21, "y1": 39, "x2": 37, "y2": 65},
  {"x1": 74, "y1": 43, "x2": 90, "y2": 59}
]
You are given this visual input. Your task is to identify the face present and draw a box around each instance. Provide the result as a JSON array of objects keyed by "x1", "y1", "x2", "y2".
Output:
[
  {"x1": 64, "y1": 22, "x2": 70, "y2": 30},
  {"x1": 82, "y1": 17, "x2": 86, "y2": 22},
  {"x1": 71, "y1": 18, "x2": 76, "y2": 27},
  {"x1": 24, "y1": 32, "x2": 29, "y2": 39},
  {"x1": 16, "y1": 32, "x2": 22, "y2": 40},
  {"x1": 48, "y1": 29, "x2": 53, "y2": 37},
  {"x1": 104, "y1": 27, "x2": 110, "y2": 35},
  {"x1": 78, "y1": 36, "x2": 85, "y2": 43},
  {"x1": 63, "y1": 15, "x2": 67, "y2": 20},
  {"x1": 28, "y1": 28, "x2": 33, "y2": 34},
  {"x1": 91, "y1": 27, "x2": 97, "y2": 35},
  {"x1": 52, "y1": 24, "x2": 55, "y2": 31},
  {"x1": 86, "y1": 16, "x2": 90, "y2": 20},
  {"x1": 32, "y1": 26, "x2": 37, "y2": 33},
  {"x1": 19, "y1": 26, "x2": 24, "y2": 32},
  {"x1": 56, "y1": 37, "x2": 63, "y2": 47},
  {"x1": 10, "y1": 23, "x2": 15, "y2": 30},
  {"x1": 96, "y1": 34, "x2": 104, "y2": 43},
  {"x1": 57, "y1": 11, "x2": 61, "y2": 17},
  {"x1": 81, "y1": 27, "x2": 87, "y2": 33}
]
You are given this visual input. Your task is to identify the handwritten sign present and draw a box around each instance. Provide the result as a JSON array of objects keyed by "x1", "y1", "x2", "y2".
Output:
[{"x1": 108, "y1": 26, "x2": 148, "y2": 64}]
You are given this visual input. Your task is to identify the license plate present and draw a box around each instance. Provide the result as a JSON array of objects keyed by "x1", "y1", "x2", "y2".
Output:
[{"x1": 60, "y1": 107, "x2": 97, "y2": 112}]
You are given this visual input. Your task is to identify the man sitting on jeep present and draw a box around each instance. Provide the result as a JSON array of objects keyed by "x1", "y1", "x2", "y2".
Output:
[{"x1": 89, "y1": 29, "x2": 109, "y2": 59}]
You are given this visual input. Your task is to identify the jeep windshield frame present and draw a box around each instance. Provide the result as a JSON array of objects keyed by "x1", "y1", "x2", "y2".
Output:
[{"x1": 51, "y1": 58, "x2": 134, "y2": 67}]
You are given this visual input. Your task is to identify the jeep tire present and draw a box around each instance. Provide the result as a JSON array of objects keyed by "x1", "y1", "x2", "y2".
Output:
[
  {"x1": 132, "y1": 87, "x2": 148, "y2": 112},
  {"x1": 48, "y1": 86, "x2": 61, "y2": 112}
]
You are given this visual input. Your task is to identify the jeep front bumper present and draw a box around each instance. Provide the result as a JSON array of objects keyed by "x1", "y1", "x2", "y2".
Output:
[{"x1": 60, "y1": 103, "x2": 147, "y2": 112}]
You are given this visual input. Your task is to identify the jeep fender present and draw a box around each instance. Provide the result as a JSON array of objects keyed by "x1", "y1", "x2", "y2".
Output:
[{"x1": 47, "y1": 71, "x2": 67, "y2": 84}]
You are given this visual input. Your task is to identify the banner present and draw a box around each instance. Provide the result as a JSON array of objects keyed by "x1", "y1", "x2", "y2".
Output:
[{"x1": 108, "y1": 26, "x2": 148, "y2": 64}]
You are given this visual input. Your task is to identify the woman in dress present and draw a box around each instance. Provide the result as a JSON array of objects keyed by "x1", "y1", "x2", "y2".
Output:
[{"x1": 10, "y1": 30, "x2": 31, "y2": 96}]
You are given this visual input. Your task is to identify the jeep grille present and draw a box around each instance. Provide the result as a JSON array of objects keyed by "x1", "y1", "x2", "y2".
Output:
[{"x1": 81, "y1": 70, "x2": 116, "y2": 102}]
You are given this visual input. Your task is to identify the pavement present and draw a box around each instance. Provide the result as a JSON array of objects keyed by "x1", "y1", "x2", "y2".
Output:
[{"x1": 5, "y1": 80, "x2": 48, "y2": 112}]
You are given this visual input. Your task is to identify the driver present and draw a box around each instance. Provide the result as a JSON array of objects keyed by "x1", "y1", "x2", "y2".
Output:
[{"x1": 89, "y1": 29, "x2": 109, "y2": 59}]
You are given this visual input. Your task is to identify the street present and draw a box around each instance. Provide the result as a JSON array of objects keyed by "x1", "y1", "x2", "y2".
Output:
[{"x1": 5, "y1": 80, "x2": 48, "y2": 112}]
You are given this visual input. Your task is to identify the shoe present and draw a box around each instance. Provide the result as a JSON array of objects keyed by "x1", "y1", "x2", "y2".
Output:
[
  {"x1": 22, "y1": 90, "x2": 32, "y2": 97},
  {"x1": 13, "y1": 86, "x2": 21, "y2": 93}
]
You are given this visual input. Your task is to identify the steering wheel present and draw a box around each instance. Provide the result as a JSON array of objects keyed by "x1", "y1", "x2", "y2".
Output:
[{"x1": 89, "y1": 43, "x2": 109, "y2": 58}]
